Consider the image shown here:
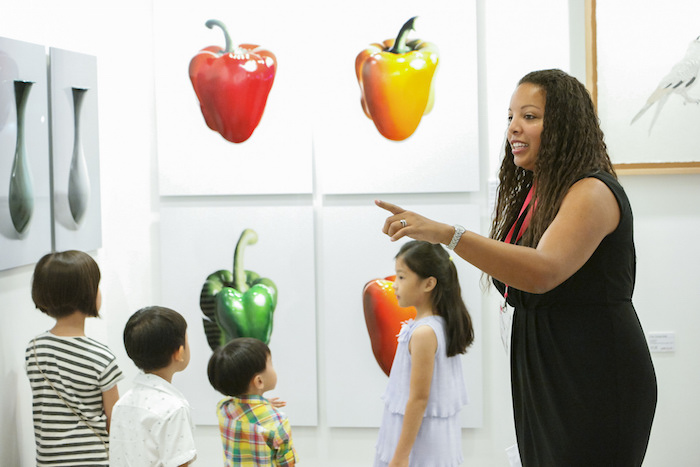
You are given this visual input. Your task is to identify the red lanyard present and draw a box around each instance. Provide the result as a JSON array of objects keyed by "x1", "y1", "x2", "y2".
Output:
[
  {"x1": 503, "y1": 185, "x2": 536, "y2": 299},
  {"x1": 504, "y1": 185, "x2": 535, "y2": 245}
]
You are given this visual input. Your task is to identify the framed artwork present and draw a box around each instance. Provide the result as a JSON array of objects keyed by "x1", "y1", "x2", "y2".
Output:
[
  {"x1": 320, "y1": 200, "x2": 483, "y2": 427},
  {"x1": 50, "y1": 48, "x2": 103, "y2": 251},
  {"x1": 152, "y1": 0, "x2": 313, "y2": 196},
  {"x1": 313, "y1": 2, "x2": 480, "y2": 194},
  {"x1": 159, "y1": 201, "x2": 318, "y2": 426},
  {"x1": 591, "y1": 0, "x2": 700, "y2": 173},
  {"x1": 0, "y1": 37, "x2": 51, "y2": 270}
]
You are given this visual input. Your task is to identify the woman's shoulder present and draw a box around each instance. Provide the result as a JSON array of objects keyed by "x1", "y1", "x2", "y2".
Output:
[
  {"x1": 566, "y1": 169, "x2": 623, "y2": 201},
  {"x1": 569, "y1": 175, "x2": 616, "y2": 198},
  {"x1": 570, "y1": 171, "x2": 628, "y2": 212},
  {"x1": 562, "y1": 176, "x2": 620, "y2": 231},
  {"x1": 573, "y1": 170, "x2": 622, "y2": 193}
]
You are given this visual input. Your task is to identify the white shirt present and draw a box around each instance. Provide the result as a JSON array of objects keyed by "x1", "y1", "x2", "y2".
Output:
[{"x1": 109, "y1": 372, "x2": 196, "y2": 467}]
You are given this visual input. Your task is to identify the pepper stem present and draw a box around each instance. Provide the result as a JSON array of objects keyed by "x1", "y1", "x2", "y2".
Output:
[
  {"x1": 233, "y1": 229, "x2": 258, "y2": 293},
  {"x1": 388, "y1": 16, "x2": 418, "y2": 54},
  {"x1": 205, "y1": 19, "x2": 235, "y2": 54}
]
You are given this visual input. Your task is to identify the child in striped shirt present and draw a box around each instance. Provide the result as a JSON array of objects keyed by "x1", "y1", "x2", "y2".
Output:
[
  {"x1": 208, "y1": 337, "x2": 297, "y2": 467},
  {"x1": 25, "y1": 250, "x2": 124, "y2": 467}
]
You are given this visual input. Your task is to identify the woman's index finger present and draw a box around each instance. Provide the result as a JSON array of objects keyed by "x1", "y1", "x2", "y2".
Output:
[{"x1": 375, "y1": 199, "x2": 404, "y2": 215}]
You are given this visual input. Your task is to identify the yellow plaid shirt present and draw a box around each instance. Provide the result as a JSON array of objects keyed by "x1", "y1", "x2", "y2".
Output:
[{"x1": 217, "y1": 395, "x2": 296, "y2": 466}]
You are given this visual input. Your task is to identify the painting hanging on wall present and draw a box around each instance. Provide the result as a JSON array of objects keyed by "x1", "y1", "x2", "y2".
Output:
[
  {"x1": 49, "y1": 47, "x2": 102, "y2": 252},
  {"x1": 313, "y1": 2, "x2": 480, "y2": 194},
  {"x1": 159, "y1": 201, "x2": 318, "y2": 426},
  {"x1": 0, "y1": 37, "x2": 51, "y2": 271},
  {"x1": 596, "y1": 0, "x2": 700, "y2": 166},
  {"x1": 188, "y1": 19, "x2": 277, "y2": 145},
  {"x1": 320, "y1": 201, "x2": 483, "y2": 428},
  {"x1": 153, "y1": 0, "x2": 479, "y2": 196},
  {"x1": 200, "y1": 228, "x2": 279, "y2": 349},
  {"x1": 152, "y1": 0, "x2": 313, "y2": 196},
  {"x1": 363, "y1": 274, "x2": 417, "y2": 377}
]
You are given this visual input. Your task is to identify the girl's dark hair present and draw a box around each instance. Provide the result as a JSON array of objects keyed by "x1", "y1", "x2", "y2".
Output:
[
  {"x1": 31, "y1": 250, "x2": 101, "y2": 318},
  {"x1": 490, "y1": 69, "x2": 616, "y2": 247},
  {"x1": 208, "y1": 337, "x2": 270, "y2": 397},
  {"x1": 396, "y1": 241, "x2": 474, "y2": 356},
  {"x1": 124, "y1": 306, "x2": 188, "y2": 371}
]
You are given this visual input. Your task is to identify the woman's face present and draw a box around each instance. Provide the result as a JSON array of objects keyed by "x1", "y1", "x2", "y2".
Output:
[{"x1": 507, "y1": 83, "x2": 545, "y2": 172}]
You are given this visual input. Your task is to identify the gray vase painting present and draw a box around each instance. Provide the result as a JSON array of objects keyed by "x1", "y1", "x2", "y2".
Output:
[
  {"x1": 9, "y1": 80, "x2": 34, "y2": 235},
  {"x1": 49, "y1": 47, "x2": 101, "y2": 253},
  {"x1": 68, "y1": 86, "x2": 90, "y2": 225}
]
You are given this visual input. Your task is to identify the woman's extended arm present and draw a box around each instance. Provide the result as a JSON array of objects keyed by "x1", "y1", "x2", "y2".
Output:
[
  {"x1": 389, "y1": 325, "x2": 437, "y2": 467},
  {"x1": 377, "y1": 177, "x2": 620, "y2": 294}
]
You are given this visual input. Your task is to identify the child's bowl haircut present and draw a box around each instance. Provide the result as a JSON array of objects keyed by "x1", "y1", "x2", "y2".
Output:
[
  {"x1": 31, "y1": 250, "x2": 101, "y2": 318},
  {"x1": 208, "y1": 337, "x2": 270, "y2": 397},
  {"x1": 124, "y1": 306, "x2": 187, "y2": 371}
]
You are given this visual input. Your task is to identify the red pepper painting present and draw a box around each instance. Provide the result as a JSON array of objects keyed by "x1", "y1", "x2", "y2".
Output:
[
  {"x1": 189, "y1": 19, "x2": 276, "y2": 143},
  {"x1": 363, "y1": 276, "x2": 417, "y2": 376}
]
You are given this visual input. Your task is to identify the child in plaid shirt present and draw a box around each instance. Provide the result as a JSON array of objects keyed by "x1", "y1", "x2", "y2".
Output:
[{"x1": 208, "y1": 337, "x2": 297, "y2": 467}]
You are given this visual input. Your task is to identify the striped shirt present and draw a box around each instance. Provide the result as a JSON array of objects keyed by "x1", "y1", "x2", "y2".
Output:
[
  {"x1": 25, "y1": 332, "x2": 124, "y2": 466},
  {"x1": 217, "y1": 395, "x2": 297, "y2": 466}
]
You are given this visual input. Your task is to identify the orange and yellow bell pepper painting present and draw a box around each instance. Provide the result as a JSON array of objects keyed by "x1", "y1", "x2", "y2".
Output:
[{"x1": 355, "y1": 17, "x2": 439, "y2": 141}]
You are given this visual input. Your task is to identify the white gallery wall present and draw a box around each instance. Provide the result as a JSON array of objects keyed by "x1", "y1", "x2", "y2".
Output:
[{"x1": 0, "y1": 1, "x2": 698, "y2": 467}]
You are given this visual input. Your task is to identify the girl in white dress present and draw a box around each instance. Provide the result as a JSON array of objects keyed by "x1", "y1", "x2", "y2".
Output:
[{"x1": 374, "y1": 241, "x2": 474, "y2": 467}]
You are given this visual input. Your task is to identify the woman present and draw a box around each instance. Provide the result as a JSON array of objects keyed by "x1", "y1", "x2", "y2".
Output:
[{"x1": 377, "y1": 69, "x2": 657, "y2": 466}]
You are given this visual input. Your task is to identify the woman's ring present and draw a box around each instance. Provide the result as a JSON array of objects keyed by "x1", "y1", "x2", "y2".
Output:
[{"x1": 400, "y1": 219, "x2": 407, "y2": 228}]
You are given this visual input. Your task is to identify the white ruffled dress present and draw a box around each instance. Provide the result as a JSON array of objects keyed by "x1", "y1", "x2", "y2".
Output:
[{"x1": 374, "y1": 315, "x2": 468, "y2": 467}]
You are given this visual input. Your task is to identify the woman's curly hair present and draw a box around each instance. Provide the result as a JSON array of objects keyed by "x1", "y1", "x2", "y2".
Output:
[{"x1": 489, "y1": 69, "x2": 616, "y2": 248}]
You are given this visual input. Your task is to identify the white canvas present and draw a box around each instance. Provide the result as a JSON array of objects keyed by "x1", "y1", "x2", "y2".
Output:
[
  {"x1": 0, "y1": 37, "x2": 51, "y2": 270},
  {"x1": 153, "y1": 1, "x2": 313, "y2": 196},
  {"x1": 50, "y1": 48, "x2": 102, "y2": 252},
  {"x1": 159, "y1": 201, "x2": 318, "y2": 426},
  {"x1": 313, "y1": 2, "x2": 480, "y2": 194},
  {"x1": 153, "y1": 0, "x2": 479, "y2": 196},
  {"x1": 320, "y1": 200, "x2": 483, "y2": 427}
]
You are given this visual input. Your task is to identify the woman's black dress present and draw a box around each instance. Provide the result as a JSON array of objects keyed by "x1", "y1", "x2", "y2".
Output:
[{"x1": 494, "y1": 172, "x2": 657, "y2": 466}]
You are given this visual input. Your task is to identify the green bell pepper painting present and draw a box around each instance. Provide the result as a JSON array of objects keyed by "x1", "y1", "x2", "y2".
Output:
[{"x1": 200, "y1": 229, "x2": 278, "y2": 349}]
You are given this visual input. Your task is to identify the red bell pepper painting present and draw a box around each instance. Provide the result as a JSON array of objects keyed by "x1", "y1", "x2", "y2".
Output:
[
  {"x1": 363, "y1": 275, "x2": 417, "y2": 376},
  {"x1": 189, "y1": 19, "x2": 276, "y2": 143}
]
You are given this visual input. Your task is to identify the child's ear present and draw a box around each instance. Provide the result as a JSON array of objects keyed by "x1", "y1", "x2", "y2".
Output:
[
  {"x1": 252, "y1": 373, "x2": 265, "y2": 390},
  {"x1": 424, "y1": 276, "x2": 437, "y2": 293},
  {"x1": 173, "y1": 345, "x2": 186, "y2": 363}
]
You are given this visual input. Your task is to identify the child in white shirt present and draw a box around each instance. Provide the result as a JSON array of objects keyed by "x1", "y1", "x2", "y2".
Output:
[{"x1": 109, "y1": 306, "x2": 197, "y2": 467}]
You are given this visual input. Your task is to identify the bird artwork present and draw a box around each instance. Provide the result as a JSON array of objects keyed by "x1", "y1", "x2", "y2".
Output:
[{"x1": 631, "y1": 36, "x2": 700, "y2": 134}]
